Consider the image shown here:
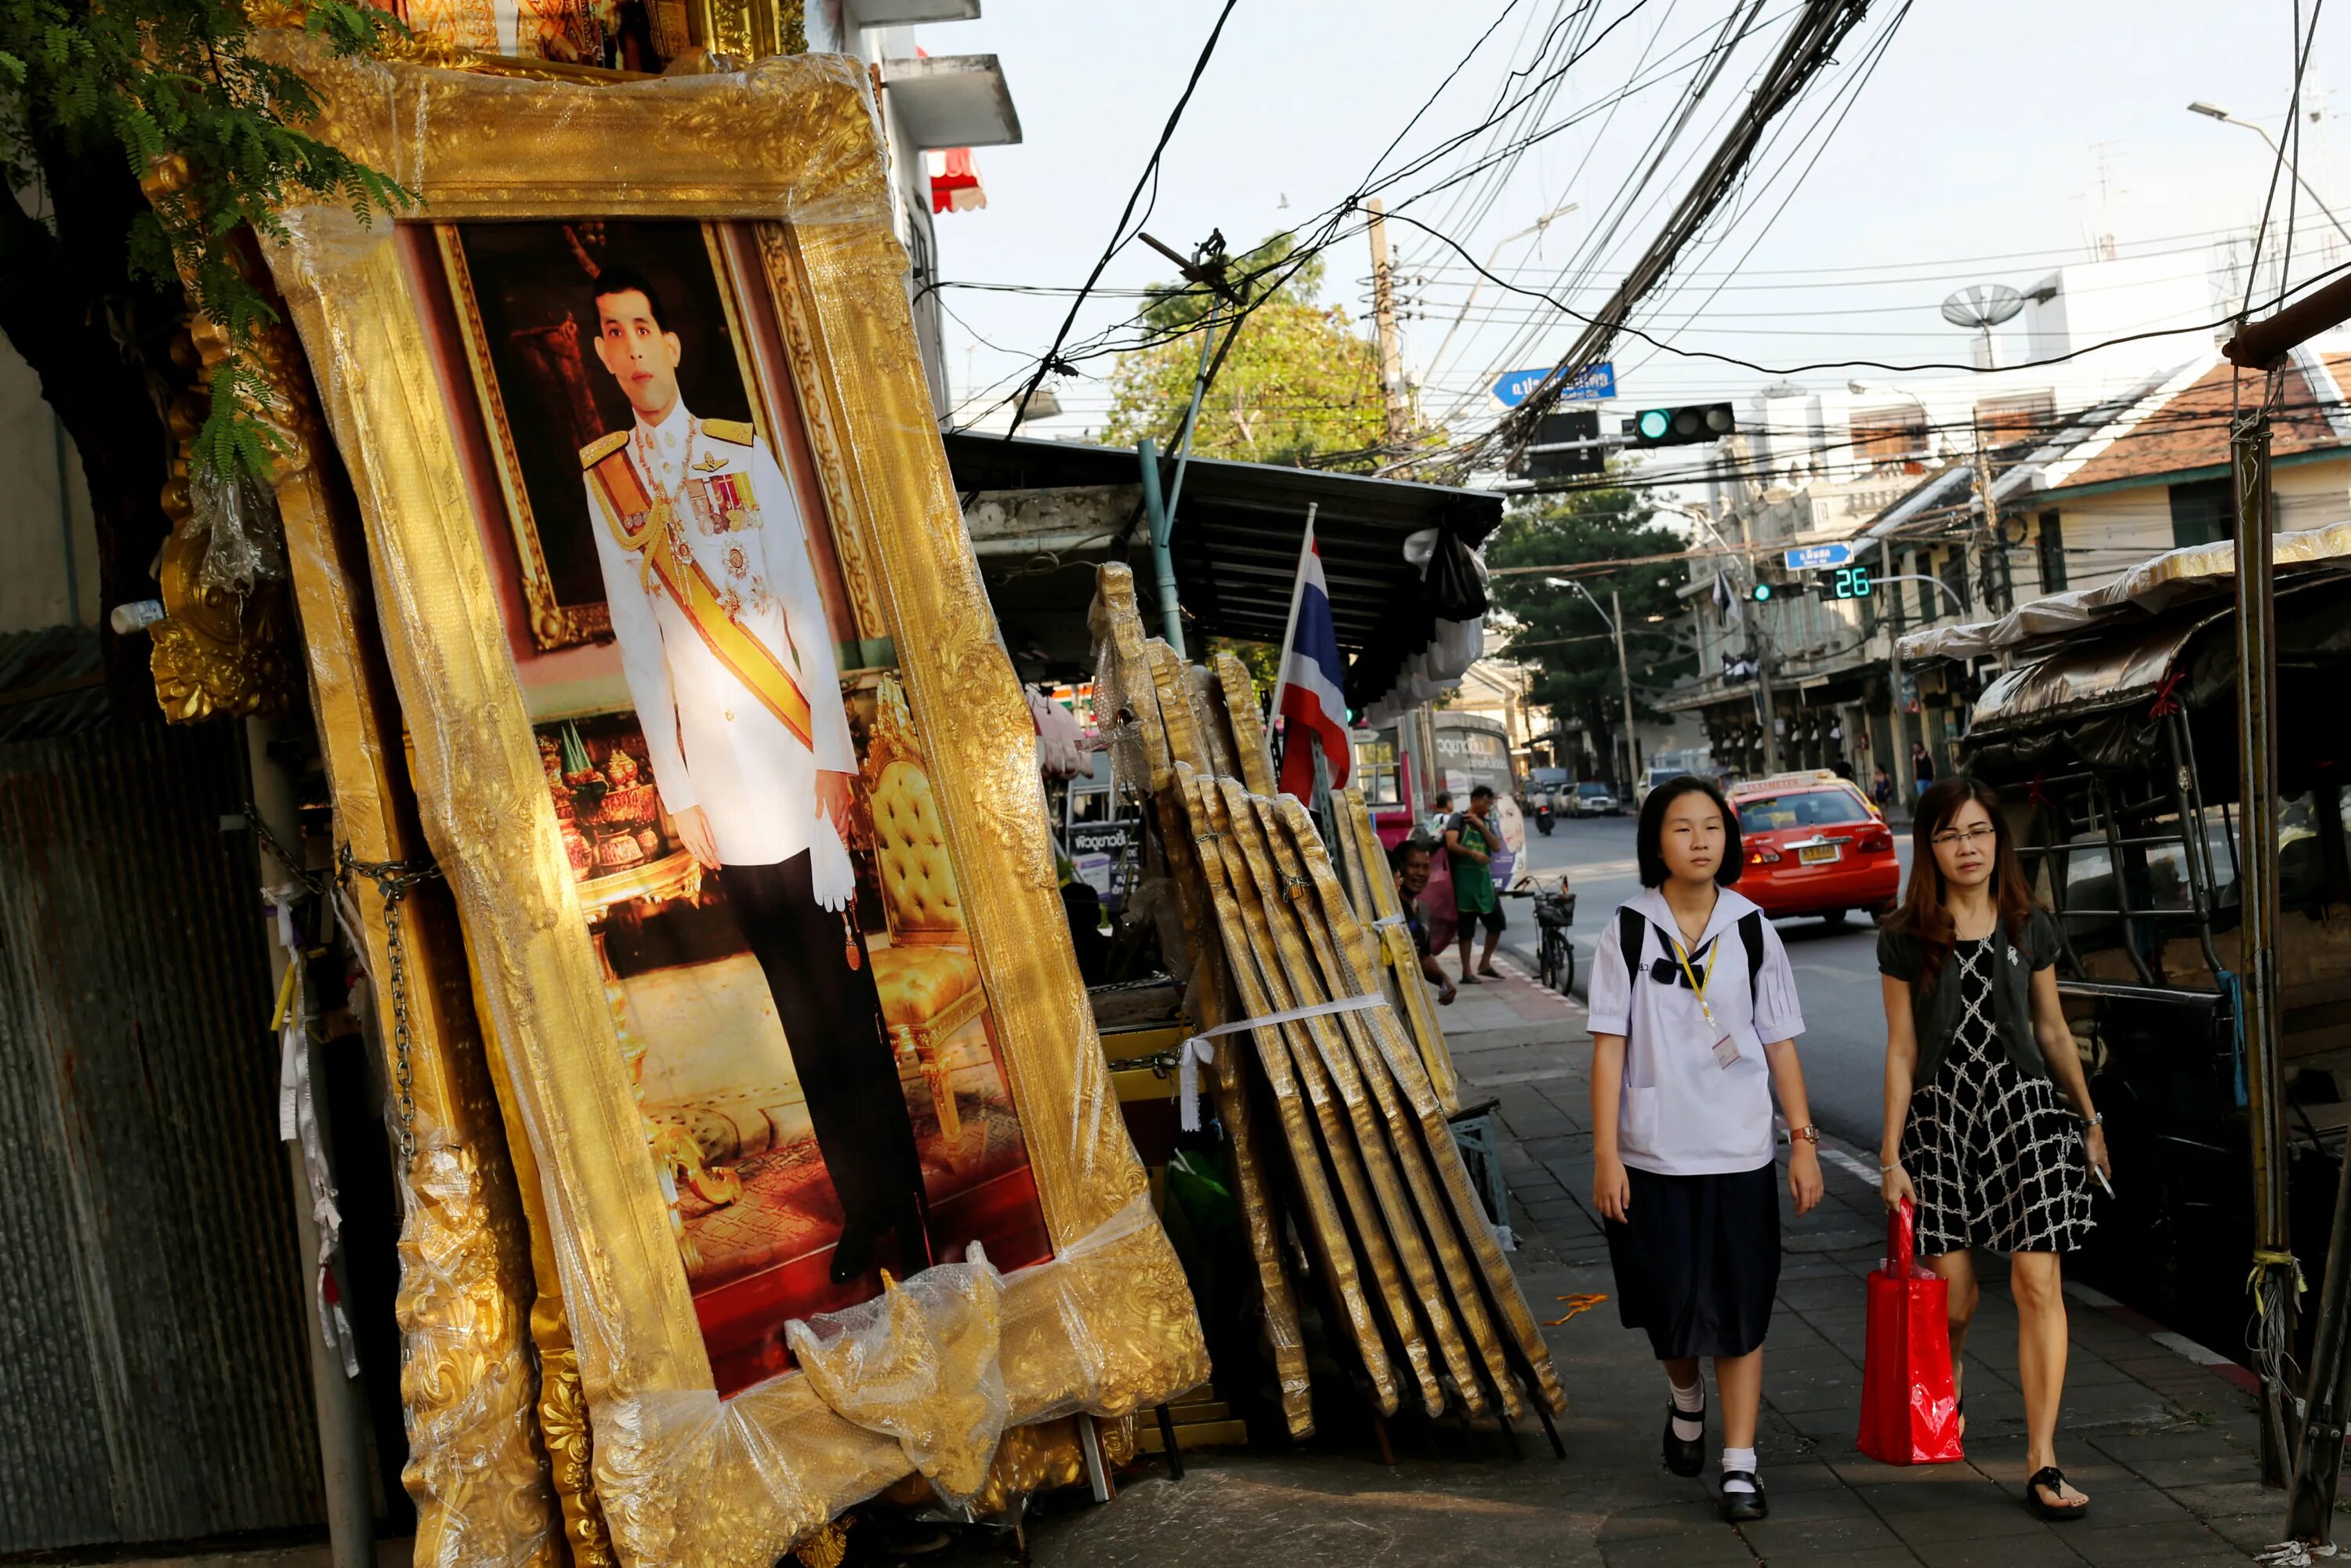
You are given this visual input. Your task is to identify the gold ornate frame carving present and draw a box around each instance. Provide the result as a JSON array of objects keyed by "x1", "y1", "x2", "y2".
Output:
[{"x1": 251, "y1": 37, "x2": 1201, "y2": 1568}]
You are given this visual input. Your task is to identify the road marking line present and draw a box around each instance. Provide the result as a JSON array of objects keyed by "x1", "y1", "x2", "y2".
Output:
[
  {"x1": 1795, "y1": 961, "x2": 1875, "y2": 984},
  {"x1": 1820, "y1": 1148, "x2": 1882, "y2": 1188}
]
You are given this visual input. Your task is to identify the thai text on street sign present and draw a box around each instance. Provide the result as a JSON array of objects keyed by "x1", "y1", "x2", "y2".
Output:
[
  {"x1": 1783, "y1": 541, "x2": 1858, "y2": 570},
  {"x1": 1492, "y1": 361, "x2": 1617, "y2": 408}
]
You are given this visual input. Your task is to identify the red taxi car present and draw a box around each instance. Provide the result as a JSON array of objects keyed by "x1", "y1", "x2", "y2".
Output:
[{"x1": 1729, "y1": 777, "x2": 1900, "y2": 925}]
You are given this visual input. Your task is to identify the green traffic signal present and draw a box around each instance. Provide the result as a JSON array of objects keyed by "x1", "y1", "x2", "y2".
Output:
[
  {"x1": 1751, "y1": 582, "x2": 1773, "y2": 602},
  {"x1": 1637, "y1": 407, "x2": 1672, "y2": 440}
]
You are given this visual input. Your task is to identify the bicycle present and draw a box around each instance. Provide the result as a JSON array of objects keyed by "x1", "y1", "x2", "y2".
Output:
[{"x1": 1505, "y1": 874, "x2": 1578, "y2": 995}]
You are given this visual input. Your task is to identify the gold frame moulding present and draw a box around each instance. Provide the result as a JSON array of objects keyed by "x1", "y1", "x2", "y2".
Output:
[{"x1": 248, "y1": 35, "x2": 1204, "y2": 1568}]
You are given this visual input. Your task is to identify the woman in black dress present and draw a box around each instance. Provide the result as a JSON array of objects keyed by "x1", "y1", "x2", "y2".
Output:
[{"x1": 1878, "y1": 777, "x2": 2111, "y2": 1519}]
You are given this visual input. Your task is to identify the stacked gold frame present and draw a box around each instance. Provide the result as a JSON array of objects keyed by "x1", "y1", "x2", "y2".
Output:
[{"x1": 1089, "y1": 563, "x2": 1567, "y2": 1436}]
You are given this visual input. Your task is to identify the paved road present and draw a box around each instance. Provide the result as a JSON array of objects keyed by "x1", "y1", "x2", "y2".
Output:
[{"x1": 1481, "y1": 813, "x2": 1915, "y2": 1152}]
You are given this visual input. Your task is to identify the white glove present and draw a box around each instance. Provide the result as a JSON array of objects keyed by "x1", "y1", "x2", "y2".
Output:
[{"x1": 809, "y1": 809, "x2": 858, "y2": 914}]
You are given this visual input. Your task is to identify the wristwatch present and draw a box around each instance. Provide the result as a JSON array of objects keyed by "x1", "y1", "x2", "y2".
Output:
[
  {"x1": 1789, "y1": 1124, "x2": 1820, "y2": 1145},
  {"x1": 2084, "y1": 1111, "x2": 2105, "y2": 1128}
]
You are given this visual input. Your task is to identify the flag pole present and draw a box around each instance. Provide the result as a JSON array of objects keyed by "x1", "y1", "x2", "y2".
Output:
[{"x1": 1266, "y1": 502, "x2": 1320, "y2": 737}]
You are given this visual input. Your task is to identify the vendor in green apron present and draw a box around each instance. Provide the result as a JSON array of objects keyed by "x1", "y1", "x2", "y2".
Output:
[{"x1": 1446, "y1": 784, "x2": 1507, "y2": 983}]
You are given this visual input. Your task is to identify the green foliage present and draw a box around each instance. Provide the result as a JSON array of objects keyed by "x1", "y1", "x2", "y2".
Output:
[
  {"x1": 0, "y1": 0, "x2": 412, "y2": 480},
  {"x1": 1485, "y1": 486, "x2": 1694, "y2": 776},
  {"x1": 1206, "y1": 636, "x2": 1278, "y2": 703},
  {"x1": 1103, "y1": 231, "x2": 1385, "y2": 471}
]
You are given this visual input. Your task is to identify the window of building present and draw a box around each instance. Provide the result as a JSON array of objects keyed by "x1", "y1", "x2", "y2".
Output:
[
  {"x1": 2168, "y1": 476, "x2": 2235, "y2": 549},
  {"x1": 1973, "y1": 391, "x2": 2058, "y2": 443},
  {"x1": 1936, "y1": 549, "x2": 1971, "y2": 617},
  {"x1": 2036, "y1": 510, "x2": 2067, "y2": 591},
  {"x1": 1851, "y1": 406, "x2": 1931, "y2": 473}
]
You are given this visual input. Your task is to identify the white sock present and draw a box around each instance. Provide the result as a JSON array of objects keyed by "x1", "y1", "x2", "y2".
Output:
[
  {"x1": 1668, "y1": 1374, "x2": 1704, "y2": 1441},
  {"x1": 1721, "y1": 1446, "x2": 1758, "y2": 1491}
]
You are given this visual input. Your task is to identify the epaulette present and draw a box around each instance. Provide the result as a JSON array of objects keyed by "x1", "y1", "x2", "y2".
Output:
[
  {"x1": 703, "y1": 418, "x2": 756, "y2": 447},
  {"x1": 579, "y1": 429, "x2": 629, "y2": 468}
]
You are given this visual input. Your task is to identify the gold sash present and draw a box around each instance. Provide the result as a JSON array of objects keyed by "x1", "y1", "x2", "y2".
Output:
[{"x1": 585, "y1": 444, "x2": 816, "y2": 751}]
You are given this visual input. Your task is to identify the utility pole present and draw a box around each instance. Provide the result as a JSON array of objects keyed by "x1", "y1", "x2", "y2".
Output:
[
  {"x1": 1367, "y1": 197, "x2": 1411, "y2": 454},
  {"x1": 1972, "y1": 421, "x2": 2003, "y2": 614},
  {"x1": 1720, "y1": 431, "x2": 1781, "y2": 773},
  {"x1": 1610, "y1": 587, "x2": 1639, "y2": 787},
  {"x1": 1882, "y1": 537, "x2": 1913, "y2": 809}
]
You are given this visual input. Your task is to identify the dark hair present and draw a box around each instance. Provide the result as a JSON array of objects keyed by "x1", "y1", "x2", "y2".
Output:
[
  {"x1": 591, "y1": 264, "x2": 668, "y2": 333},
  {"x1": 1635, "y1": 775, "x2": 1742, "y2": 889},
  {"x1": 1470, "y1": 784, "x2": 1495, "y2": 802},
  {"x1": 1886, "y1": 776, "x2": 2040, "y2": 987},
  {"x1": 1433, "y1": 791, "x2": 1453, "y2": 808},
  {"x1": 1388, "y1": 839, "x2": 1429, "y2": 873}
]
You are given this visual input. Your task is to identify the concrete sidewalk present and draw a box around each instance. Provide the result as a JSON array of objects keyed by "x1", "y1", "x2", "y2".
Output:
[{"x1": 1035, "y1": 958, "x2": 2280, "y2": 1567}]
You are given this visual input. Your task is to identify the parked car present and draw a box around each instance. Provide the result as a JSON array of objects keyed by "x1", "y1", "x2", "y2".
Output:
[
  {"x1": 1571, "y1": 781, "x2": 1621, "y2": 817},
  {"x1": 1632, "y1": 765, "x2": 1684, "y2": 809},
  {"x1": 1727, "y1": 780, "x2": 1899, "y2": 924}
]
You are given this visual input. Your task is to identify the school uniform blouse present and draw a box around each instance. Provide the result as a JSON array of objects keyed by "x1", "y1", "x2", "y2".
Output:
[{"x1": 1588, "y1": 886, "x2": 1806, "y2": 1177}]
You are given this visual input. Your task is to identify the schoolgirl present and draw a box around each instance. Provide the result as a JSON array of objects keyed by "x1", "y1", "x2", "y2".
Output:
[
  {"x1": 1878, "y1": 777, "x2": 2110, "y2": 1519},
  {"x1": 1589, "y1": 776, "x2": 1824, "y2": 1522}
]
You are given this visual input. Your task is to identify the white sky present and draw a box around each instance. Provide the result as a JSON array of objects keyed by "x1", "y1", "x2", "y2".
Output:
[{"x1": 918, "y1": 0, "x2": 2351, "y2": 465}]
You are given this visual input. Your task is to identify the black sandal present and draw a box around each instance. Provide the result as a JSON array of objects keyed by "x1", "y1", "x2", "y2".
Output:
[
  {"x1": 1719, "y1": 1471, "x2": 1768, "y2": 1523},
  {"x1": 1661, "y1": 1400, "x2": 1704, "y2": 1477},
  {"x1": 2025, "y1": 1465, "x2": 2088, "y2": 1520}
]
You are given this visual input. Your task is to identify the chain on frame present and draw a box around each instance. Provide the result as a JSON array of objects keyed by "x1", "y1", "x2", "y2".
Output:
[{"x1": 337, "y1": 843, "x2": 444, "y2": 1171}]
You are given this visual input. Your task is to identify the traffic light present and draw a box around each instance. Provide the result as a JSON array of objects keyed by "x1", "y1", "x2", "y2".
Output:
[
  {"x1": 1624, "y1": 402, "x2": 1736, "y2": 449},
  {"x1": 1750, "y1": 582, "x2": 1773, "y2": 603}
]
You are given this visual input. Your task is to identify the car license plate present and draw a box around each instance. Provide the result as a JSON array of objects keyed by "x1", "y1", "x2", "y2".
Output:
[{"x1": 1798, "y1": 843, "x2": 1840, "y2": 864}]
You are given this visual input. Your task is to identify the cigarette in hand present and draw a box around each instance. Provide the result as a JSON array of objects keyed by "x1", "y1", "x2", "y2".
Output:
[{"x1": 2094, "y1": 1165, "x2": 2115, "y2": 1199}]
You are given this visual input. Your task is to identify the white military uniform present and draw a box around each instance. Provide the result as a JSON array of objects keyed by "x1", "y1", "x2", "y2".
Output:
[{"x1": 584, "y1": 401, "x2": 857, "y2": 869}]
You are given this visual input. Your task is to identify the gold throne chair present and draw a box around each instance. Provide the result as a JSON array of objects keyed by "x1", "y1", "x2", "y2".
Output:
[{"x1": 863, "y1": 675, "x2": 983, "y2": 1148}]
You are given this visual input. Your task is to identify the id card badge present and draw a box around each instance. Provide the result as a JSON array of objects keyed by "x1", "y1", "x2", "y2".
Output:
[{"x1": 1711, "y1": 1034, "x2": 1741, "y2": 1070}]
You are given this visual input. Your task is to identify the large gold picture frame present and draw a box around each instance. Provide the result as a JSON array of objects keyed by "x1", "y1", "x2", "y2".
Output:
[{"x1": 250, "y1": 37, "x2": 1204, "y2": 1567}]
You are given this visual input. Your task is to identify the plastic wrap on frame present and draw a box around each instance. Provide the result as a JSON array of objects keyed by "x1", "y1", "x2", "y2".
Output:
[{"x1": 252, "y1": 39, "x2": 1203, "y2": 1567}]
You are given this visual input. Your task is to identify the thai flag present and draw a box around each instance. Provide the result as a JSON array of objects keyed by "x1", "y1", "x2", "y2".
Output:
[{"x1": 1273, "y1": 515, "x2": 1352, "y2": 798}]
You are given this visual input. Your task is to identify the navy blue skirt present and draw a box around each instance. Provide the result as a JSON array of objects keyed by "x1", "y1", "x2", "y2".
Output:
[{"x1": 1603, "y1": 1161, "x2": 1780, "y2": 1360}]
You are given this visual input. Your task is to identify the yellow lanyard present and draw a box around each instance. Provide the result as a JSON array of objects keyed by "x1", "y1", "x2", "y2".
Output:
[{"x1": 1668, "y1": 932, "x2": 1718, "y2": 1030}]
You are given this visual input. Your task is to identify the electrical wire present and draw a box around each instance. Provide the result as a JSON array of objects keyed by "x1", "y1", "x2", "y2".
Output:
[{"x1": 992, "y1": 0, "x2": 1243, "y2": 449}]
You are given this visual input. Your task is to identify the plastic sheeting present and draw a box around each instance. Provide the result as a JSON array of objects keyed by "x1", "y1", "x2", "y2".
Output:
[{"x1": 1900, "y1": 519, "x2": 2351, "y2": 661}]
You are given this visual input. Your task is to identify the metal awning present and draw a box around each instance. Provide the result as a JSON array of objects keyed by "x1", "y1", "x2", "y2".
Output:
[
  {"x1": 1900, "y1": 517, "x2": 2351, "y2": 661},
  {"x1": 880, "y1": 55, "x2": 1022, "y2": 149},
  {"x1": 943, "y1": 432, "x2": 1503, "y2": 674}
]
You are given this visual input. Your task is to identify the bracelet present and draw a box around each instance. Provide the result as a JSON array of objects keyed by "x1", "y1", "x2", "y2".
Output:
[
  {"x1": 1879, "y1": 1161, "x2": 1901, "y2": 1175},
  {"x1": 2083, "y1": 1111, "x2": 2104, "y2": 1128}
]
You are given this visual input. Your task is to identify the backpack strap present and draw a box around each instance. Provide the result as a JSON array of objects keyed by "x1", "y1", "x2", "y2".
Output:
[
  {"x1": 1739, "y1": 911, "x2": 1766, "y2": 1012},
  {"x1": 1617, "y1": 906, "x2": 1646, "y2": 983}
]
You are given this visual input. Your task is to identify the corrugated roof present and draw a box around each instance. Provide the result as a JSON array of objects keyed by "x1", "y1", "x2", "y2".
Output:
[{"x1": 0, "y1": 624, "x2": 108, "y2": 742}]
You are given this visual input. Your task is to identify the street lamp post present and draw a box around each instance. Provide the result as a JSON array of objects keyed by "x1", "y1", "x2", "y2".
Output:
[
  {"x1": 2190, "y1": 101, "x2": 2351, "y2": 249},
  {"x1": 1546, "y1": 574, "x2": 1640, "y2": 789},
  {"x1": 1657, "y1": 501, "x2": 1781, "y2": 773}
]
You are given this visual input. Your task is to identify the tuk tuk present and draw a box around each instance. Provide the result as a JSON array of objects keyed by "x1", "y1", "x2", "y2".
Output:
[{"x1": 1908, "y1": 525, "x2": 2351, "y2": 1355}]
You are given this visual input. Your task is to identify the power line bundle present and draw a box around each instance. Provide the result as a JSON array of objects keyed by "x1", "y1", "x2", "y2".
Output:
[{"x1": 1089, "y1": 563, "x2": 1565, "y2": 1447}]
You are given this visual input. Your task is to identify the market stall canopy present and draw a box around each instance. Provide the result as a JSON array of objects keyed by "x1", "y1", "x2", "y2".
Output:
[
  {"x1": 1898, "y1": 517, "x2": 2351, "y2": 662},
  {"x1": 943, "y1": 430, "x2": 1502, "y2": 676}
]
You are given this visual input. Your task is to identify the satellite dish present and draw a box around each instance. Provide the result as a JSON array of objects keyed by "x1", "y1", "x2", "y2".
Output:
[{"x1": 1940, "y1": 284, "x2": 2026, "y2": 331}]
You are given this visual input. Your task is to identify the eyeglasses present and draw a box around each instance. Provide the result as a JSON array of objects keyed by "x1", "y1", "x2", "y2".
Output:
[{"x1": 1931, "y1": 824, "x2": 1998, "y2": 848}]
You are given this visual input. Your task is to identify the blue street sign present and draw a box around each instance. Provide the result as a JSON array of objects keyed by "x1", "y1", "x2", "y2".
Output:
[
  {"x1": 1491, "y1": 361, "x2": 1617, "y2": 408},
  {"x1": 1783, "y1": 541, "x2": 1858, "y2": 571}
]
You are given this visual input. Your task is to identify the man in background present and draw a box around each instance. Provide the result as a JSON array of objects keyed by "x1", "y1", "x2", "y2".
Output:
[
  {"x1": 1389, "y1": 839, "x2": 1457, "y2": 1005},
  {"x1": 1446, "y1": 784, "x2": 1505, "y2": 984}
]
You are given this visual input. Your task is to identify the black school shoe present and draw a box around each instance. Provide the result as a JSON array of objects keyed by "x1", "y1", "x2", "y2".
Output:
[
  {"x1": 1661, "y1": 1400, "x2": 1704, "y2": 1477},
  {"x1": 1719, "y1": 1472, "x2": 1767, "y2": 1523}
]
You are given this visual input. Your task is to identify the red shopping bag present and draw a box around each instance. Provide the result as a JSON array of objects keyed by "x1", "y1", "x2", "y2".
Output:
[{"x1": 1857, "y1": 1198, "x2": 1964, "y2": 1465}]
